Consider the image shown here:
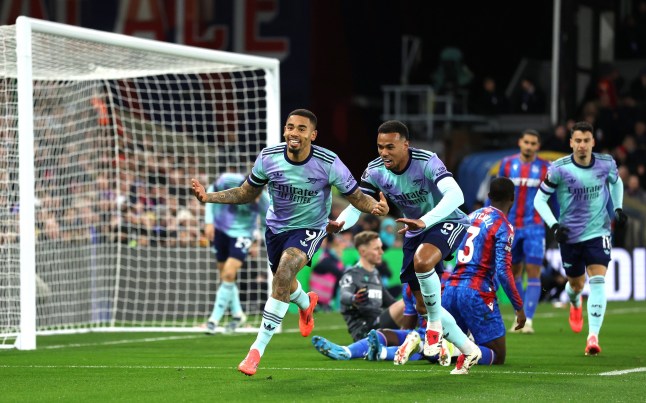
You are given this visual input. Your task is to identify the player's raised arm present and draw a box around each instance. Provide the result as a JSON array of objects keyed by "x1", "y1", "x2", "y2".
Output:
[
  {"x1": 191, "y1": 178, "x2": 262, "y2": 204},
  {"x1": 396, "y1": 176, "x2": 464, "y2": 235}
]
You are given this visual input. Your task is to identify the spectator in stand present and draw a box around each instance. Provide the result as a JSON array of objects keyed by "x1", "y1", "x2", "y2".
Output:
[
  {"x1": 596, "y1": 63, "x2": 624, "y2": 111},
  {"x1": 633, "y1": 120, "x2": 646, "y2": 150},
  {"x1": 618, "y1": 165, "x2": 631, "y2": 185},
  {"x1": 639, "y1": 169, "x2": 646, "y2": 192},
  {"x1": 543, "y1": 124, "x2": 571, "y2": 153},
  {"x1": 626, "y1": 174, "x2": 646, "y2": 202},
  {"x1": 614, "y1": 135, "x2": 644, "y2": 174},
  {"x1": 379, "y1": 216, "x2": 401, "y2": 250},
  {"x1": 431, "y1": 47, "x2": 474, "y2": 96},
  {"x1": 629, "y1": 68, "x2": 646, "y2": 106},
  {"x1": 514, "y1": 77, "x2": 545, "y2": 114},
  {"x1": 472, "y1": 76, "x2": 509, "y2": 115}
]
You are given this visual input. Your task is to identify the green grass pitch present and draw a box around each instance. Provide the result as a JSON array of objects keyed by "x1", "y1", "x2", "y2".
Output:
[{"x1": 2, "y1": 301, "x2": 646, "y2": 402}]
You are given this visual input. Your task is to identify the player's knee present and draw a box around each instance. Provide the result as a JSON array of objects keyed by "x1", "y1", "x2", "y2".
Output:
[
  {"x1": 413, "y1": 246, "x2": 442, "y2": 271},
  {"x1": 570, "y1": 281, "x2": 585, "y2": 293}
]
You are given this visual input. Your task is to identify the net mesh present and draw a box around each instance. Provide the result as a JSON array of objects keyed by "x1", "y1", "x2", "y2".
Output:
[{"x1": 0, "y1": 24, "x2": 271, "y2": 343}]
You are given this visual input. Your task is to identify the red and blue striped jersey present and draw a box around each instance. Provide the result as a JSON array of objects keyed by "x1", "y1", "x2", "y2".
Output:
[
  {"x1": 497, "y1": 154, "x2": 550, "y2": 229},
  {"x1": 447, "y1": 206, "x2": 523, "y2": 311}
]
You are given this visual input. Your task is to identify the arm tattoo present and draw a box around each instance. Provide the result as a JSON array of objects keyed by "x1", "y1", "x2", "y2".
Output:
[
  {"x1": 205, "y1": 182, "x2": 262, "y2": 204},
  {"x1": 346, "y1": 189, "x2": 376, "y2": 213}
]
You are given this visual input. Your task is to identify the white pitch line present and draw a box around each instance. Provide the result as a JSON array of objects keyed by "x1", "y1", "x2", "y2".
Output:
[
  {"x1": 41, "y1": 326, "x2": 348, "y2": 349},
  {"x1": 1, "y1": 363, "x2": 642, "y2": 377},
  {"x1": 43, "y1": 335, "x2": 204, "y2": 349},
  {"x1": 599, "y1": 367, "x2": 646, "y2": 376},
  {"x1": 0, "y1": 364, "x2": 587, "y2": 376}
]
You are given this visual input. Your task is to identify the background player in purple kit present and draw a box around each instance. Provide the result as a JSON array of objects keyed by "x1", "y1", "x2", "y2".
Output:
[
  {"x1": 534, "y1": 121, "x2": 626, "y2": 356},
  {"x1": 442, "y1": 177, "x2": 526, "y2": 369},
  {"x1": 496, "y1": 129, "x2": 550, "y2": 333},
  {"x1": 204, "y1": 171, "x2": 270, "y2": 334},
  {"x1": 191, "y1": 109, "x2": 389, "y2": 376}
]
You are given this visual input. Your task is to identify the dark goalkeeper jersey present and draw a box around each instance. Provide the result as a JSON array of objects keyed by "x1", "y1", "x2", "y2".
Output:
[{"x1": 339, "y1": 264, "x2": 396, "y2": 340}]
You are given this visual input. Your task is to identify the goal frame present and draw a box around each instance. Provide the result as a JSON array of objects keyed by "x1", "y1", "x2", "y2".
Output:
[{"x1": 12, "y1": 16, "x2": 281, "y2": 350}]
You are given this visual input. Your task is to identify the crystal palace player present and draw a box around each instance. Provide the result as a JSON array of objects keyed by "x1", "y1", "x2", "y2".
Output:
[
  {"x1": 442, "y1": 177, "x2": 526, "y2": 369},
  {"x1": 534, "y1": 121, "x2": 626, "y2": 356},
  {"x1": 496, "y1": 129, "x2": 550, "y2": 333},
  {"x1": 192, "y1": 109, "x2": 389, "y2": 376},
  {"x1": 329, "y1": 120, "x2": 474, "y2": 361}
]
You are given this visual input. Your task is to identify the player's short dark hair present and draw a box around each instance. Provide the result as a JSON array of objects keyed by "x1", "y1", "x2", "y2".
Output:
[
  {"x1": 378, "y1": 120, "x2": 409, "y2": 140},
  {"x1": 520, "y1": 129, "x2": 541, "y2": 142},
  {"x1": 288, "y1": 109, "x2": 317, "y2": 129},
  {"x1": 354, "y1": 230, "x2": 380, "y2": 249},
  {"x1": 570, "y1": 121, "x2": 593, "y2": 137},
  {"x1": 488, "y1": 177, "x2": 515, "y2": 202}
]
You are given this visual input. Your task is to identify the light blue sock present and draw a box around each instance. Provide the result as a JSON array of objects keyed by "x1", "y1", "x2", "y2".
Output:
[
  {"x1": 524, "y1": 278, "x2": 542, "y2": 320},
  {"x1": 290, "y1": 280, "x2": 310, "y2": 310},
  {"x1": 477, "y1": 346, "x2": 496, "y2": 365},
  {"x1": 228, "y1": 282, "x2": 244, "y2": 317},
  {"x1": 250, "y1": 297, "x2": 289, "y2": 356},
  {"x1": 587, "y1": 275, "x2": 607, "y2": 336},
  {"x1": 565, "y1": 282, "x2": 582, "y2": 308},
  {"x1": 209, "y1": 281, "x2": 234, "y2": 323},
  {"x1": 416, "y1": 270, "x2": 442, "y2": 322},
  {"x1": 347, "y1": 338, "x2": 370, "y2": 359},
  {"x1": 440, "y1": 307, "x2": 468, "y2": 350}
]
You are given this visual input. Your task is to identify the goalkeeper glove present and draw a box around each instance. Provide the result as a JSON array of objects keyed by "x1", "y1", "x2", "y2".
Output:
[
  {"x1": 352, "y1": 288, "x2": 369, "y2": 305},
  {"x1": 551, "y1": 224, "x2": 569, "y2": 243},
  {"x1": 614, "y1": 208, "x2": 628, "y2": 228}
]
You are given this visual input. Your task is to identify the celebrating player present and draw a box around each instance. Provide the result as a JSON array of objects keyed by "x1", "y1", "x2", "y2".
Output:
[
  {"x1": 191, "y1": 109, "x2": 389, "y2": 376},
  {"x1": 203, "y1": 170, "x2": 270, "y2": 334},
  {"x1": 328, "y1": 120, "x2": 477, "y2": 363},
  {"x1": 497, "y1": 129, "x2": 550, "y2": 333},
  {"x1": 534, "y1": 121, "x2": 626, "y2": 356}
]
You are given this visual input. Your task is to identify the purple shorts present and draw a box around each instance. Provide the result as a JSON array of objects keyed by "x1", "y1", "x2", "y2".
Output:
[
  {"x1": 402, "y1": 222, "x2": 466, "y2": 290},
  {"x1": 265, "y1": 227, "x2": 326, "y2": 273},
  {"x1": 211, "y1": 231, "x2": 252, "y2": 263},
  {"x1": 559, "y1": 236, "x2": 612, "y2": 277}
]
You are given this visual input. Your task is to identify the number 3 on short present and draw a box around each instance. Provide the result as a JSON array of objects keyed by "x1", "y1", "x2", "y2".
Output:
[{"x1": 457, "y1": 226, "x2": 480, "y2": 264}]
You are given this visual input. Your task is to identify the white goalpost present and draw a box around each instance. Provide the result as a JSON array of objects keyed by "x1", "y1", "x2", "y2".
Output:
[{"x1": 0, "y1": 16, "x2": 280, "y2": 349}]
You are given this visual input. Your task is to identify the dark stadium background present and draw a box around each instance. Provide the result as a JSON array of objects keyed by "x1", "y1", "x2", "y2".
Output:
[{"x1": 3, "y1": 0, "x2": 617, "y2": 176}]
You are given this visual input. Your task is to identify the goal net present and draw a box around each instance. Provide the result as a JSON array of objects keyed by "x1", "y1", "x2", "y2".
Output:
[{"x1": 0, "y1": 17, "x2": 280, "y2": 349}]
